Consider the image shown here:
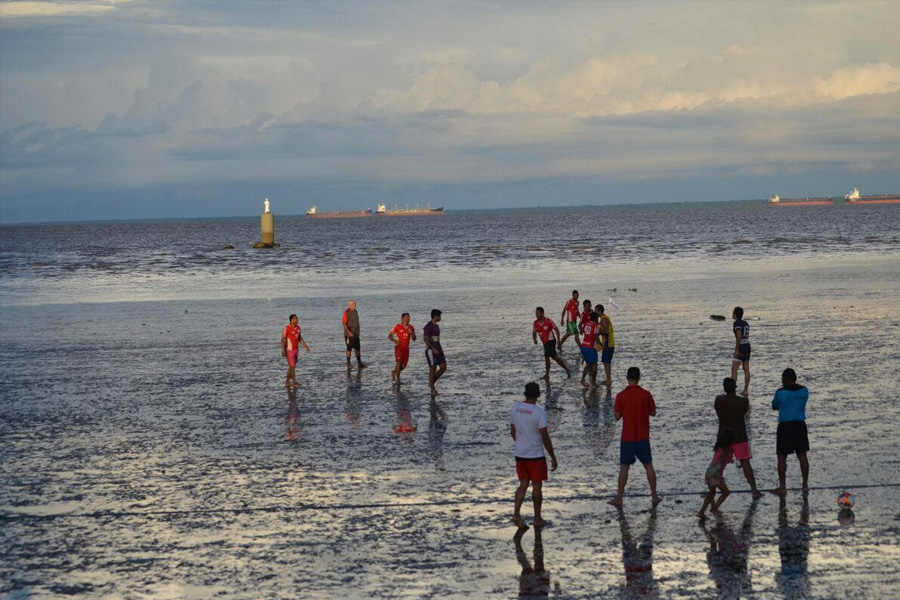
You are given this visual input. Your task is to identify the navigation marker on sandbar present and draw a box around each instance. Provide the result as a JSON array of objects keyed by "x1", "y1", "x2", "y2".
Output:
[{"x1": 253, "y1": 197, "x2": 280, "y2": 248}]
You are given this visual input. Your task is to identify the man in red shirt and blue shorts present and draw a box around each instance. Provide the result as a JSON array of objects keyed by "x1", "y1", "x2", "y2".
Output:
[
  {"x1": 578, "y1": 311, "x2": 601, "y2": 388},
  {"x1": 609, "y1": 366, "x2": 661, "y2": 506},
  {"x1": 389, "y1": 312, "x2": 416, "y2": 385}
]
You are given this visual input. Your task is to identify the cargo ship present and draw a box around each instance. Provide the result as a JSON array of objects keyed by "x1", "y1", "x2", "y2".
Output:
[
  {"x1": 844, "y1": 187, "x2": 900, "y2": 205},
  {"x1": 768, "y1": 194, "x2": 833, "y2": 206},
  {"x1": 375, "y1": 202, "x2": 444, "y2": 216},
  {"x1": 306, "y1": 206, "x2": 373, "y2": 218}
]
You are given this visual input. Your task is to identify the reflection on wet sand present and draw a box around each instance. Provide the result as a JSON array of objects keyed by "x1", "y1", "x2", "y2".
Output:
[
  {"x1": 285, "y1": 387, "x2": 300, "y2": 443},
  {"x1": 776, "y1": 496, "x2": 811, "y2": 600},
  {"x1": 428, "y1": 398, "x2": 446, "y2": 471},
  {"x1": 544, "y1": 381, "x2": 561, "y2": 432},
  {"x1": 392, "y1": 388, "x2": 416, "y2": 442},
  {"x1": 617, "y1": 506, "x2": 659, "y2": 599},
  {"x1": 701, "y1": 499, "x2": 758, "y2": 599},
  {"x1": 344, "y1": 371, "x2": 362, "y2": 429},
  {"x1": 514, "y1": 526, "x2": 553, "y2": 599},
  {"x1": 582, "y1": 387, "x2": 614, "y2": 458}
]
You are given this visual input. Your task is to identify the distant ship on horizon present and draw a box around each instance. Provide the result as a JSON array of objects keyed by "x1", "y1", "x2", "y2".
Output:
[
  {"x1": 844, "y1": 187, "x2": 900, "y2": 205},
  {"x1": 305, "y1": 206, "x2": 373, "y2": 218},
  {"x1": 375, "y1": 202, "x2": 444, "y2": 216},
  {"x1": 768, "y1": 194, "x2": 834, "y2": 206}
]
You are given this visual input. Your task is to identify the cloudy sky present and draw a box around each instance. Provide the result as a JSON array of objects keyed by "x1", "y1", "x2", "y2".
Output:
[{"x1": 1, "y1": 0, "x2": 899, "y2": 222}]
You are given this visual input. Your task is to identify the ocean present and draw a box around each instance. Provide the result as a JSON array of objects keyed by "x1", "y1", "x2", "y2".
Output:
[{"x1": 2, "y1": 201, "x2": 899, "y2": 598}]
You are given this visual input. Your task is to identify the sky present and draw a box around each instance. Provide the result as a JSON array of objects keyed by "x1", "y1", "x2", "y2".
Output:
[{"x1": 1, "y1": 0, "x2": 899, "y2": 222}]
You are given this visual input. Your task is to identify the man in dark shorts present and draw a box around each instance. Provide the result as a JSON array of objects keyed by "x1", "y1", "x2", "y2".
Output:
[
  {"x1": 510, "y1": 382, "x2": 558, "y2": 528},
  {"x1": 715, "y1": 377, "x2": 761, "y2": 498},
  {"x1": 609, "y1": 366, "x2": 661, "y2": 506},
  {"x1": 532, "y1": 307, "x2": 571, "y2": 380},
  {"x1": 389, "y1": 312, "x2": 416, "y2": 384},
  {"x1": 558, "y1": 290, "x2": 580, "y2": 349},
  {"x1": 731, "y1": 306, "x2": 751, "y2": 396},
  {"x1": 424, "y1": 309, "x2": 446, "y2": 396},
  {"x1": 771, "y1": 368, "x2": 810, "y2": 495},
  {"x1": 598, "y1": 304, "x2": 615, "y2": 389},
  {"x1": 342, "y1": 300, "x2": 365, "y2": 371}
]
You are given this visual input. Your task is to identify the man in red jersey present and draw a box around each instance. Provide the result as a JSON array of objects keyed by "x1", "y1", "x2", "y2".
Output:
[
  {"x1": 557, "y1": 290, "x2": 580, "y2": 350},
  {"x1": 533, "y1": 307, "x2": 571, "y2": 380},
  {"x1": 579, "y1": 299, "x2": 593, "y2": 334},
  {"x1": 389, "y1": 312, "x2": 417, "y2": 384},
  {"x1": 609, "y1": 366, "x2": 661, "y2": 506},
  {"x1": 281, "y1": 314, "x2": 310, "y2": 388},
  {"x1": 578, "y1": 312, "x2": 601, "y2": 388}
]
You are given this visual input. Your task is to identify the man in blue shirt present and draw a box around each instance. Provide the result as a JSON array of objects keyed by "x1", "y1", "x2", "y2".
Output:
[{"x1": 771, "y1": 368, "x2": 809, "y2": 495}]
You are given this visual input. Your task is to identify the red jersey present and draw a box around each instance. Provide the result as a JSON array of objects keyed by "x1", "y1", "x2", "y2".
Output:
[
  {"x1": 391, "y1": 323, "x2": 414, "y2": 348},
  {"x1": 579, "y1": 309, "x2": 591, "y2": 332},
  {"x1": 564, "y1": 298, "x2": 579, "y2": 322},
  {"x1": 581, "y1": 321, "x2": 600, "y2": 348},
  {"x1": 614, "y1": 385, "x2": 656, "y2": 442},
  {"x1": 283, "y1": 324, "x2": 301, "y2": 352},
  {"x1": 533, "y1": 318, "x2": 557, "y2": 344}
]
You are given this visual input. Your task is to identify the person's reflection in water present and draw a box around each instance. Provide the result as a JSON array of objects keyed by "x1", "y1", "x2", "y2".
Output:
[
  {"x1": 701, "y1": 498, "x2": 759, "y2": 599},
  {"x1": 286, "y1": 387, "x2": 301, "y2": 443},
  {"x1": 514, "y1": 526, "x2": 551, "y2": 599},
  {"x1": 392, "y1": 388, "x2": 416, "y2": 443},
  {"x1": 617, "y1": 506, "x2": 659, "y2": 599},
  {"x1": 582, "y1": 387, "x2": 615, "y2": 458},
  {"x1": 428, "y1": 398, "x2": 446, "y2": 471},
  {"x1": 543, "y1": 382, "x2": 562, "y2": 432},
  {"x1": 775, "y1": 496, "x2": 811, "y2": 600},
  {"x1": 344, "y1": 371, "x2": 362, "y2": 429}
]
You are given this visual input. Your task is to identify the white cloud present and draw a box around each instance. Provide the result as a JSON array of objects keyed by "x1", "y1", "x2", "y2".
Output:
[{"x1": 0, "y1": 1, "x2": 124, "y2": 18}]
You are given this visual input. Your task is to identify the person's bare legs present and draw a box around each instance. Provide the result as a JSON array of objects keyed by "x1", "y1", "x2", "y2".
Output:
[
  {"x1": 430, "y1": 363, "x2": 446, "y2": 395},
  {"x1": 740, "y1": 459, "x2": 761, "y2": 498},
  {"x1": 798, "y1": 452, "x2": 809, "y2": 494},
  {"x1": 553, "y1": 356, "x2": 571, "y2": 378},
  {"x1": 602, "y1": 361, "x2": 612, "y2": 388},
  {"x1": 542, "y1": 356, "x2": 551, "y2": 380},
  {"x1": 711, "y1": 481, "x2": 729, "y2": 512},
  {"x1": 644, "y1": 462, "x2": 661, "y2": 504},
  {"x1": 590, "y1": 363, "x2": 598, "y2": 387},
  {"x1": 773, "y1": 454, "x2": 788, "y2": 494},
  {"x1": 513, "y1": 479, "x2": 530, "y2": 528},
  {"x1": 581, "y1": 362, "x2": 590, "y2": 387},
  {"x1": 608, "y1": 464, "x2": 630, "y2": 506},
  {"x1": 741, "y1": 361, "x2": 750, "y2": 395},
  {"x1": 698, "y1": 486, "x2": 716, "y2": 519},
  {"x1": 532, "y1": 481, "x2": 544, "y2": 525}
]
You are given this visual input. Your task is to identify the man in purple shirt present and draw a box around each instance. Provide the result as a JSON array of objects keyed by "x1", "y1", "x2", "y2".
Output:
[{"x1": 424, "y1": 309, "x2": 446, "y2": 396}]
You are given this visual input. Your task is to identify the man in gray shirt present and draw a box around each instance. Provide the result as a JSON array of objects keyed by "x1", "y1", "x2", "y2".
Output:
[{"x1": 342, "y1": 300, "x2": 365, "y2": 370}]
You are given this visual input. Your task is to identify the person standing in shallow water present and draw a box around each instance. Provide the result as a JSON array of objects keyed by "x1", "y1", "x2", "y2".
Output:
[
  {"x1": 423, "y1": 309, "x2": 446, "y2": 396},
  {"x1": 389, "y1": 312, "x2": 416, "y2": 384},
  {"x1": 731, "y1": 306, "x2": 751, "y2": 396},
  {"x1": 597, "y1": 303, "x2": 615, "y2": 389},
  {"x1": 281, "y1": 314, "x2": 310, "y2": 388},
  {"x1": 608, "y1": 366, "x2": 661, "y2": 507},
  {"x1": 532, "y1": 307, "x2": 571, "y2": 380},
  {"x1": 510, "y1": 382, "x2": 558, "y2": 529},
  {"x1": 772, "y1": 368, "x2": 810, "y2": 495},
  {"x1": 715, "y1": 377, "x2": 762, "y2": 498},
  {"x1": 342, "y1": 300, "x2": 365, "y2": 371}
]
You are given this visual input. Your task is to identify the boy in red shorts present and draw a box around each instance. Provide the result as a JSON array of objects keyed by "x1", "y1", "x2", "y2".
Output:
[
  {"x1": 510, "y1": 382, "x2": 558, "y2": 528},
  {"x1": 281, "y1": 314, "x2": 310, "y2": 388},
  {"x1": 389, "y1": 312, "x2": 416, "y2": 384},
  {"x1": 715, "y1": 377, "x2": 761, "y2": 498}
]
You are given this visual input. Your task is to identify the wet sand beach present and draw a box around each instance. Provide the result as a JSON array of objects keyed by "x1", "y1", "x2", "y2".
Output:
[{"x1": 2, "y1": 205, "x2": 900, "y2": 598}]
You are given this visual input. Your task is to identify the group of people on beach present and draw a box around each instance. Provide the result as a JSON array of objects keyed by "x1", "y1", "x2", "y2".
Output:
[{"x1": 279, "y1": 294, "x2": 811, "y2": 528}]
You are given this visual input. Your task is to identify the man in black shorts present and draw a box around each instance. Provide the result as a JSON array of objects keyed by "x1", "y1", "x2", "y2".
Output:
[
  {"x1": 771, "y1": 368, "x2": 810, "y2": 495},
  {"x1": 342, "y1": 300, "x2": 365, "y2": 371},
  {"x1": 532, "y1": 307, "x2": 570, "y2": 380}
]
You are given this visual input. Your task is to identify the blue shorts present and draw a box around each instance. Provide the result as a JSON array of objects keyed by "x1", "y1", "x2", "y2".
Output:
[
  {"x1": 620, "y1": 440, "x2": 652, "y2": 465},
  {"x1": 601, "y1": 347, "x2": 615, "y2": 364},
  {"x1": 580, "y1": 347, "x2": 598, "y2": 364}
]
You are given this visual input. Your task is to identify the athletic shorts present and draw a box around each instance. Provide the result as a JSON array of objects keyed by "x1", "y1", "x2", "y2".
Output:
[
  {"x1": 620, "y1": 440, "x2": 653, "y2": 465},
  {"x1": 580, "y1": 347, "x2": 598, "y2": 364},
  {"x1": 516, "y1": 456, "x2": 548, "y2": 482},
  {"x1": 776, "y1": 421, "x2": 809, "y2": 455},
  {"x1": 732, "y1": 441, "x2": 752, "y2": 461},
  {"x1": 543, "y1": 340, "x2": 558, "y2": 359},
  {"x1": 394, "y1": 345, "x2": 410, "y2": 367},
  {"x1": 734, "y1": 346, "x2": 751, "y2": 362},
  {"x1": 426, "y1": 347, "x2": 446, "y2": 367},
  {"x1": 287, "y1": 349, "x2": 299, "y2": 368},
  {"x1": 345, "y1": 335, "x2": 361, "y2": 352},
  {"x1": 566, "y1": 321, "x2": 578, "y2": 336},
  {"x1": 601, "y1": 347, "x2": 615, "y2": 364}
]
